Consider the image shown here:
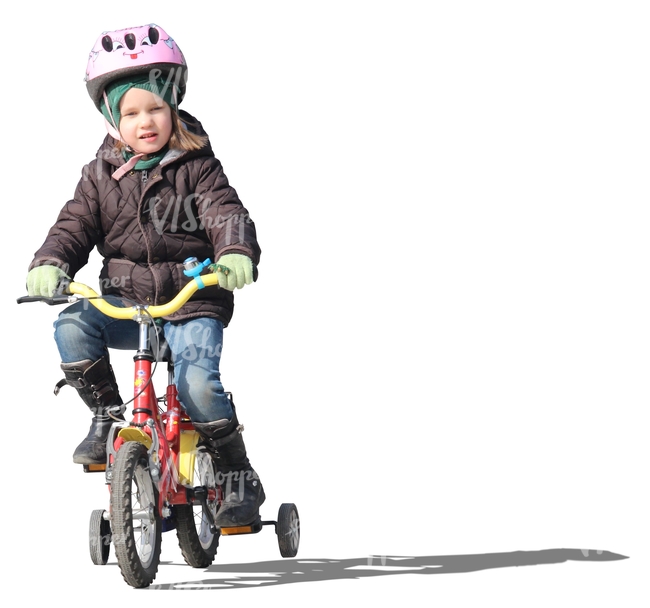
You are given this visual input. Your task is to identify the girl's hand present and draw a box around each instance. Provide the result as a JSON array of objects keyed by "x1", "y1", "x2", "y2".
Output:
[
  {"x1": 212, "y1": 254, "x2": 254, "y2": 291},
  {"x1": 26, "y1": 266, "x2": 71, "y2": 297}
]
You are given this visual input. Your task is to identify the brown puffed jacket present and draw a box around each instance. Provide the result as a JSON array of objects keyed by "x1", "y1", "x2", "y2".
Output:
[{"x1": 29, "y1": 111, "x2": 260, "y2": 325}]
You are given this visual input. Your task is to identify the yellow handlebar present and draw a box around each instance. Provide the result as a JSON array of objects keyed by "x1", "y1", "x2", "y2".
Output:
[{"x1": 69, "y1": 273, "x2": 220, "y2": 320}]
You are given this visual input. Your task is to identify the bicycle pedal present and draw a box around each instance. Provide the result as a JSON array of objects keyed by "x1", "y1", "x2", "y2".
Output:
[
  {"x1": 220, "y1": 517, "x2": 263, "y2": 536},
  {"x1": 83, "y1": 463, "x2": 107, "y2": 473}
]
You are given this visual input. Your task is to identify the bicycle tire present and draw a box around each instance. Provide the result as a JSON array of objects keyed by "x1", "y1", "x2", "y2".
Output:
[
  {"x1": 89, "y1": 509, "x2": 111, "y2": 565},
  {"x1": 176, "y1": 450, "x2": 220, "y2": 567},
  {"x1": 110, "y1": 441, "x2": 162, "y2": 588},
  {"x1": 277, "y1": 503, "x2": 300, "y2": 558}
]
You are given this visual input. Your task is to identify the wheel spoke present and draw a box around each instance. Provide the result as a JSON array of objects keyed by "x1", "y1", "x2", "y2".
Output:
[{"x1": 132, "y1": 506, "x2": 152, "y2": 520}]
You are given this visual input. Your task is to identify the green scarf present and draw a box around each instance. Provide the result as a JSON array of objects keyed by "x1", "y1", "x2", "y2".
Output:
[{"x1": 122, "y1": 146, "x2": 168, "y2": 170}]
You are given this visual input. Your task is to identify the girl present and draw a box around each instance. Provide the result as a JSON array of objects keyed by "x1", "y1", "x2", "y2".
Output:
[{"x1": 25, "y1": 23, "x2": 264, "y2": 528}]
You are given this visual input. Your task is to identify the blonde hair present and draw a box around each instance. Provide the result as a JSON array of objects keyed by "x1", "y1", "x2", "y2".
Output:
[
  {"x1": 169, "y1": 111, "x2": 208, "y2": 151},
  {"x1": 113, "y1": 108, "x2": 207, "y2": 153}
]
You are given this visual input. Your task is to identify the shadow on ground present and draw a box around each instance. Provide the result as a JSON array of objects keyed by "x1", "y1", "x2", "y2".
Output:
[{"x1": 147, "y1": 548, "x2": 628, "y2": 590}]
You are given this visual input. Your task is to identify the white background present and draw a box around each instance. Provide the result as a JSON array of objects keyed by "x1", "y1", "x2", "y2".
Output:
[{"x1": 1, "y1": 1, "x2": 647, "y2": 605}]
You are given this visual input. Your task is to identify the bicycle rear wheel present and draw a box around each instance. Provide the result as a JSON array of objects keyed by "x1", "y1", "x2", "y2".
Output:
[
  {"x1": 176, "y1": 450, "x2": 220, "y2": 567},
  {"x1": 110, "y1": 441, "x2": 162, "y2": 588}
]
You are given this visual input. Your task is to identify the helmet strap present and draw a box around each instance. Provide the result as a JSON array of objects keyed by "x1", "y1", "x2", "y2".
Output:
[
  {"x1": 102, "y1": 91, "x2": 121, "y2": 137},
  {"x1": 111, "y1": 153, "x2": 144, "y2": 181}
]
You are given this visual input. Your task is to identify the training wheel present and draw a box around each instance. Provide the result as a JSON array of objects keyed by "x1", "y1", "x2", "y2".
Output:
[
  {"x1": 276, "y1": 503, "x2": 300, "y2": 558},
  {"x1": 89, "y1": 509, "x2": 111, "y2": 565}
]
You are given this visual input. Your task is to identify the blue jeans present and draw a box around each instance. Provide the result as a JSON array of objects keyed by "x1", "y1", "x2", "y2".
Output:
[{"x1": 53, "y1": 298, "x2": 233, "y2": 423}]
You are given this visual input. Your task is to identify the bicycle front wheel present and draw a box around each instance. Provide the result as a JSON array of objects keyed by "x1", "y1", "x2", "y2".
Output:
[{"x1": 110, "y1": 441, "x2": 162, "y2": 588}]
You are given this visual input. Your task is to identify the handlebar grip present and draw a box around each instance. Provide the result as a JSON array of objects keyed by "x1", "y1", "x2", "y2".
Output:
[{"x1": 17, "y1": 277, "x2": 73, "y2": 305}]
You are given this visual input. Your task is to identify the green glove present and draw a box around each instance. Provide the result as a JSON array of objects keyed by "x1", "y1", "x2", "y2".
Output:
[
  {"x1": 211, "y1": 254, "x2": 254, "y2": 291},
  {"x1": 26, "y1": 266, "x2": 71, "y2": 297}
]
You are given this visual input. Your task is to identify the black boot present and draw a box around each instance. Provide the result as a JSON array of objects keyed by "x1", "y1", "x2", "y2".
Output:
[
  {"x1": 59, "y1": 356, "x2": 124, "y2": 465},
  {"x1": 194, "y1": 407, "x2": 265, "y2": 527}
]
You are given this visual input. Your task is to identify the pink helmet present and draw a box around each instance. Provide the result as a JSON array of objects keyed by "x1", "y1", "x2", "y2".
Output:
[{"x1": 85, "y1": 23, "x2": 187, "y2": 110}]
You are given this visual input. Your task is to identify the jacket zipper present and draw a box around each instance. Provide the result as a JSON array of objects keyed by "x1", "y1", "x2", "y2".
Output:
[{"x1": 138, "y1": 168, "x2": 159, "y2": 304}]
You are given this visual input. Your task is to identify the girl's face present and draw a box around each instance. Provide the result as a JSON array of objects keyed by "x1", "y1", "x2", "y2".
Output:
[{"x1": 118, "y1": 87, "x2": 173, "y2": 155}]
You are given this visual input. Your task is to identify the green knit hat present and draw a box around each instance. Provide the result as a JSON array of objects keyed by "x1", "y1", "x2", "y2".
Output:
[{"x1": 100, "y1": 74, "x2": 179, "y2": 130}]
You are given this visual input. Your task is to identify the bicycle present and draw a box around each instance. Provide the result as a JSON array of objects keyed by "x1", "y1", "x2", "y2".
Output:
[{"x1": 17, "y1": 258, "x2": 300, "y2": 588}]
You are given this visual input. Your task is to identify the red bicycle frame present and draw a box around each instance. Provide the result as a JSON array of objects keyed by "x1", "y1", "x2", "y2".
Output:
[{"x1": 106, "y1": 315, "x2": 217, "y2": 517}]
